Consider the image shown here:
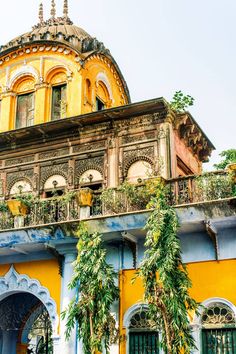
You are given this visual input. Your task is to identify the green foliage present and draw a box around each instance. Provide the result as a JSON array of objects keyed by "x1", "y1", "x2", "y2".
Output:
[
  {"x1": 0, "y1": 200, "x2": 8, "y2": 212},
  {"x1": 15, "y1": 193, "x2": 35, "y2": 208},
  {"x1": 214, "y1": 149, "x2": 236, "y2": 170},
  {"x1": 138, "y1": 179, "x2": 198, "y2": 354},
  {"x1": 62, "y1": 224, "x2": 119, "y2": 354},
  {"x1": 170, "y1": 90, "x2": 194, "y2": 113},
  {"x1": 195, "y1": 172, "x2": 236, "y2": 200}
]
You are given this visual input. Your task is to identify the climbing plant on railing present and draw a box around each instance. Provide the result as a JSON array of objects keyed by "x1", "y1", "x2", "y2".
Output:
[
  {"x1": 138, "y1": 178, "x2": 199, "y2": 354},
  {"x1": 62, "y1": 224, "x2": 119, "y2": 354}
]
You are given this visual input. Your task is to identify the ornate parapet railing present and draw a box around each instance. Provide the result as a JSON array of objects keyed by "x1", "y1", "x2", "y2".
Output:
[{"x1": 0, "y1": 170, "x2": 235, "y2": 231}]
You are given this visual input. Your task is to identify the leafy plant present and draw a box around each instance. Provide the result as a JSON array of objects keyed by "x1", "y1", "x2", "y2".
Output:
[
  {"x1": 15, "y1": 193, "x2": 35, "y2": 208},
  {"x1": 138, "y1": 179, "x2": 198, "y2": 354},
  {"x1": 0, "y1": 200, "x2": 8, "y2": 212},
  {"x1": 214, "y1": 149, "x2": 236, "y2": 170},
  {"x1": 170, "y1": 90, "x2": 194, "y2": 112},
  {"x1": 62, "y1": 224, "x2": 119, "y2": 354},
  {"x1": 195, "y1": 172, "x2": 235, "y2": 201}
]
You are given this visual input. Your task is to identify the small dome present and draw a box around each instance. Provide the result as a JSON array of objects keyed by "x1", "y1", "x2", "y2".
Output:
[{"x1": 0, "y1": 17, "x2": 106, "y2": 57}]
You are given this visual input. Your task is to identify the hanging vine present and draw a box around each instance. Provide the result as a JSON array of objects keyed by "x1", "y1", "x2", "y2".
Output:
[
  {"x1": 62, "y1": 224, "x2": 119, "y2": 354},
  {"x1": 138, "y1": 178, "x2": 199, "y2": 354}
]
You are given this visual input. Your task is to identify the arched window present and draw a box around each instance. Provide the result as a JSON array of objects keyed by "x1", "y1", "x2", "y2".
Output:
[
  {"x1": 127, "y1": 160, "x2": 153, "y2": 183},
  {"x1": 201, "y1": 303, "x2": 236, "y2": 353},
  {"x1": 14, "y1": 78, "x2": 35, "y2": 129},
  {"x1": 96, "y1": 81, "x2": 110, "y2": 111},
  {"x1": 48, "y1": 71, "x2": 67, "y2": 121},
  {"x1": 128, "y1": 310, "x2": 159, "y2": 354}
]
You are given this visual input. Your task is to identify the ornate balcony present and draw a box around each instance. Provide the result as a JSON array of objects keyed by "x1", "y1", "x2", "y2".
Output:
[{"x1": 0, "y1": 170, "x2": 235, "y2": 232}]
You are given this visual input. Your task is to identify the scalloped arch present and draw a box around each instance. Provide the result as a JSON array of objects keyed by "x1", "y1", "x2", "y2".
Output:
[
  {"x1": 0, "y1": 265, "x2": 58, "y2": 334},
  {"x1": 46, "y1": 64, "x2": 71, "y2": 83},
  {"x1": 124, "y1": 156, "x2": 154, "y2": 177},
  {"x1": 7, "y1": 177, "x2": 33, "y2": 194}
]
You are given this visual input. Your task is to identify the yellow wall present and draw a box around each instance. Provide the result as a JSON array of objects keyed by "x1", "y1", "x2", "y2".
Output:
[
  {"x1": 0, "y1": 46, "x2": 129, "y2": 132},
  {"x1": 0, "y1": 259, "x2": 61, "y2": 318},
  {"x1": 120, "y1": 260, "x2": 236, "y2": 353}
]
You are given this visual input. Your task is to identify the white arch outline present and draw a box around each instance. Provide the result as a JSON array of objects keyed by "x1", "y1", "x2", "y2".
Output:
[
  {"x1": 96, "y1": 72, "x2": 113, "y2": 101},
  {"x1": 0, "y1": 265, "x2": 58, "y2": 335},
  {"x1": 191, "y1": 297, "x2": 236, "y2": 353},
  {"x1": 9, "y1": 65, "x2": 39, "y2": 89},
  {"x1": 123, "y1": 303, "x2": 163, "y2": 354}
]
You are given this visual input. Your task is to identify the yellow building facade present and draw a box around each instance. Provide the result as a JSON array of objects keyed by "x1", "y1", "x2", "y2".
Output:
[{"x1": 0, "y1": 1, "x2": 235, "y2": 354}]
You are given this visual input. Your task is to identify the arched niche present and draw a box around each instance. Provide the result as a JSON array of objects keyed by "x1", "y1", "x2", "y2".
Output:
[
  {"x1": 79, "y1": 169, "x2": 103, "y2": 184},
  {"x1": 46, "y1": 66, "x2": 69, "y2": 84},
  {"x1": 10, "y1": 179, "x2": 32, "y2": 196},
  {"x1": 44, "y1": 175, "x2": 67, "y2": 190},
  {"x1": 127, "y1": 160, "x2": 153, "y2": 182},
  {"x1": 9, "y1": 65, "x2": 39, "y2": 91}
]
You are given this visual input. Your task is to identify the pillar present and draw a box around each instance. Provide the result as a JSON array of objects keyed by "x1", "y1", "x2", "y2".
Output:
[
  {"x1": 60, "y1": 252, "x2": 78, "y2": 353},
  {"x1": 2, "y1": 330, "x2": 17, "y2": 354}
]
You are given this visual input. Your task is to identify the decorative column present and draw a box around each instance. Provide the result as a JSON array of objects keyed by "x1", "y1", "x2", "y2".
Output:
[{"x1": 60, "y1": 252, "x2": 78, "y2": 353}]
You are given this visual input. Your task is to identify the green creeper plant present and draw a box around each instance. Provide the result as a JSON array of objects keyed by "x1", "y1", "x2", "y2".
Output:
[
  {"x1": 214, "y1": 149, "x2": 236, "y2": 170},
  {"x1": 62, "y1": 224, "x2": 119, "y2": 354},
  {"x1": 138, "y1": 179, "x2": 198, "y2": 354},
  {"x1": 170, "y1": 90, "x2": 194, "y2": 112}
]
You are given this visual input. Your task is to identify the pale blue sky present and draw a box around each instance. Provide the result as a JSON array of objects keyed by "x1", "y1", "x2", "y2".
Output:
[{"x1": 0, "y1": 0, "x2": 235, "y2": 169}]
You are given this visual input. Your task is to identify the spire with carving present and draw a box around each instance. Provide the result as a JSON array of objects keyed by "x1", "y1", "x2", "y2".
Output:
[
  {"x1": 50, "y1": 0, "x2": 56, "y2": 19},
  {"x1": 63, "y1": 0, "x2": 69, "y2": 19},
  {"x1": 39, "y1": 2, "x2": 44, "y2": 24}
]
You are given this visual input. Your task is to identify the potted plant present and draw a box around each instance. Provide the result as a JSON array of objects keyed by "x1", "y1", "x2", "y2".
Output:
[
  {"x1": 76, "y1": 187, "x2": 93, "y2": 207},
  {"x1": 7, "y1": 193, "x2": 34, "y2": 216}
]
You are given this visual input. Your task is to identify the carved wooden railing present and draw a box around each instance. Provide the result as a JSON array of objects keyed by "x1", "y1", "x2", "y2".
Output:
[{"x1": 0, "y1": 170, "x2": 234, "y2": 231}]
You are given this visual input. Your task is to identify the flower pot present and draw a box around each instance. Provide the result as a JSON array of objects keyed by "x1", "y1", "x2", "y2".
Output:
[
  {"x1": 77, "y1": 188, "x2": 93, "y2": 207},
  {"x1": 7, "y1": 200, "x2": 28, "y2": 216},
  {"x1": 227, "y1": 163, "x2": 236, "y2": 183}
]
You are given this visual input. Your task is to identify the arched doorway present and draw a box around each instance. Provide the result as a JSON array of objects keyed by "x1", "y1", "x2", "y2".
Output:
[{"x1": 0, "y1": 292, "x2": 53, "y2": 354}]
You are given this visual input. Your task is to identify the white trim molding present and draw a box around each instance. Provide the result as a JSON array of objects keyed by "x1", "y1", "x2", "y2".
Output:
[{"x1": 0, "y1": 265, "x2": 58, "y2": 334}]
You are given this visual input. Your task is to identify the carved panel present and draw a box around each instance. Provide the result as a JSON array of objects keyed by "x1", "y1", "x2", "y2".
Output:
[
  {"x1": 6, "y1": 169, "x2": 34, "y2": 193},
  {"x1": 123, "y1": 146, "x2": 154, "y2": 176},
  {"x1": 5, "y1": 155, "x2": 35, "y2": 167},
  {"x1": 122, "y1": 131, "x2": 155, "y2": 145},
  {"x1": 114, "y1": 112, "x2": 166, "y2": 130},
  {"x1": 40, "y1": 163, "x2": 68, "y2": 189},
  {"x1": 73, "y1": 141, "x2": 106, "y2": 154},
  {"x1": 75, "y1": 156, "x2": 104, "y2": 184},
  {"x1": 38, "y1": 148, "x2": 69, "y2": 160}
]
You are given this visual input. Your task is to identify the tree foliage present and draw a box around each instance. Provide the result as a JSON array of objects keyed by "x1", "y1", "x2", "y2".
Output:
[
  {"x1": 138, "y1": 179, "x2": 198, "y2": 354},
  {"x1": 214, "y1": 149, "x2": 236, "y2": 170},
  {"x1": 170, "y1": 90, "x2": 194, "y2": 112},
  {"x1": 62, "y1": 224, "x2": 119, "y2": 354}
]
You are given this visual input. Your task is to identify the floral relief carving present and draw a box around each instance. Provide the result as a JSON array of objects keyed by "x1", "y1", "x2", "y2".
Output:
[{"x1": 40, "y1": 164, "x2": 68, "y2": 189}]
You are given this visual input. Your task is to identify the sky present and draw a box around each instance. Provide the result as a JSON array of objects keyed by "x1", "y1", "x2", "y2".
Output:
[{"x1": 0, "y1": 0, "x2": 235, "y2": 170}]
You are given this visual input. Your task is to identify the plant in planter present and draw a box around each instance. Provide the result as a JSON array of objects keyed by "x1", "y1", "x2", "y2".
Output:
[
  {"x1": 77, "y1": 188, "x2": 93, "y2": 207},
  {"x1": 7, "y1": 192, "x2": 35, "y2": 216},
  {"x1": 0, "y1": 200, "x2": 9, "y2": 213}
]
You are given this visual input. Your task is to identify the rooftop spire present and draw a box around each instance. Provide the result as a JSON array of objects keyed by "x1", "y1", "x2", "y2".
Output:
[
  {"x1": 50, "y1": 0, "x2": 56, "y2": 19},
  {"x1": 38, "y1": 2, "x2": 44, "y2": 24},
  {"x1": 63, "y1": 0, "x2": 69, "y2": 19}
]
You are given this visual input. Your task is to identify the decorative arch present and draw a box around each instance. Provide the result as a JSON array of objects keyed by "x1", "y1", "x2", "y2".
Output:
[
  {"x1": 7, "y1": 177, "x2": 33, "y2": 195},
  {"x1": 96, "y1": 72, "x2": 113, "y2": 101},
  {"x1": 123, "y1": 303, "x2": 149, "y2": 328},
  {"x1": 79, "y1": 169, "x2": 103, "y2": 184},
  {"x1": 40, "y1": 167, "x2": 68, "y2": 190},
  {"x1": 0, "y1": 265, "x2": 58, "y2": 334},
  {"x1": 75, "y1": 157, "x2": 104, "y2": 183},
  {"x1": 9, "y1": 65, "x2": 39, "y2": 90},
  {"x1": 193, "y1": 297, "x2": 236, "y2": 326},
  {"x1": 123, "y1": 303, "x2": 161, "y2": 354},
  {"x1": 44, "y1": 174, "x2": 67, "y2": 190},
  {"x1": 191, "y1": 297, "x2": 236, "y2": 353},
  {"x1": 10, "y1": 179, "x2": 33, "y2": 195},
  {"x1": 46, "y1": 65, "x2": 71, "y2": 84},
  {"x1": 124, "y1": 156, "x2": 154, "y2": 178}
]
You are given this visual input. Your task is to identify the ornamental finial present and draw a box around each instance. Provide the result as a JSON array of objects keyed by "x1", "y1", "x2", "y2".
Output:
[
  {"x1": 50, "y1": 0, "x2": 56, "y2": 19},
  {"x1": 39, "y1": 2, "x2": 44, "y2": 23},
  {"x1": 63, "y1": 0, "x2": 69, "y2": 19}
]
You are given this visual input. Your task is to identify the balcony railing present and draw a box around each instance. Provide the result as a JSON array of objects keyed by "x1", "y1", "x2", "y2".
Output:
[{"x1": 0, "y1": 170, "x2": 235, "y2": 231}]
